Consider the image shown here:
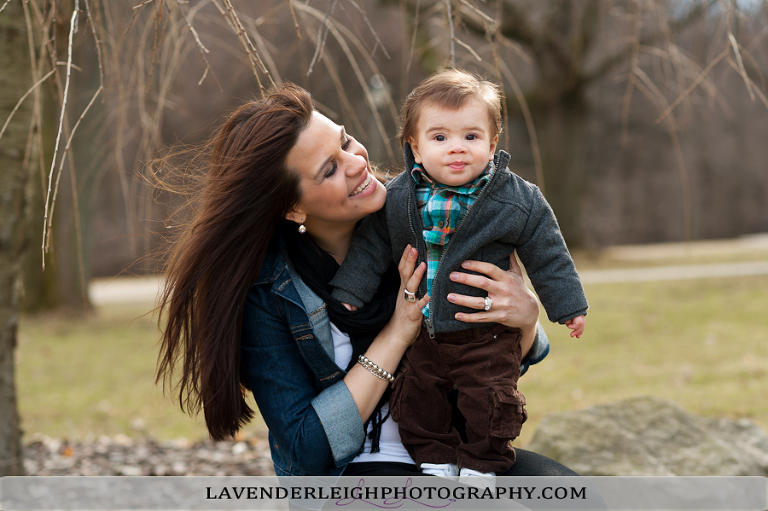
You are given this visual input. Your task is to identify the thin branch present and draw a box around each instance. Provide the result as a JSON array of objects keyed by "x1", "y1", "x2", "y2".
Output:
[
  {"x1": 621, "y1": 3, "x2": 641, "y2": 149},
  {"x1": 294, "y1": 1, "x2": 397, "y2": 163},
  {"x1": 497, "y1": 61, "x2": 544, "y2": 192},
  {"x1": 59, "y1": 87, "x2": 104, "y2": 307},
  {"x1": 445, "y1": 0, "x2": 455, "y2": 67},
  {"x1": 727, "y1": 59, "x2": 768, "y2": 110},
  {"x1": 633, "y1": 67, "x2": 691, "y2": 243},
  {"x1": 406, "y1": 0, "x2": 421, "y2": 76},
  {"x1": 728, "y1": 33, "x2": 756, "y2": 101},
  {"x1": 42, "y1": 2, "x2": 79, "y2": 268},
  {"x1": 0, "y1": 0, "x2": 12, "y2": 14},
  {"x1": 173, "y1": 0, "x2": 223, "y2": 91},
  {"x1": 343, "y1": 0, "x2": 391, "y2": 59},
  {"x1": 0, "y1": 69, "x2": 56, "y2": 143},
  {"x1": 655, "y1": 47, "x2": 729, "y2": 123},
  {"x1": 220, "y1": 0, "x2": 273, "y2": 89},
  {"x1": 83, "y1": 0, "x2": 105, "y2": 92},
  {"x1": 287, "y1": 0, "x2": 301, "y2": 40},
  {"x1": 307, "y1": 0, "x2": 338, "y2": 76},
  {"x1": 453, "y1": 36, "x2": 482, "y2": 61}
]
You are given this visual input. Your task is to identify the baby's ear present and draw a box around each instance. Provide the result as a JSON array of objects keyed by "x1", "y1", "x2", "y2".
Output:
[
  {"x1": 408, "y1": 139, "x2": 423, "y2": 164},
  {"x1": 489, "y1": 134, "x2": 499, "y2": 159}
]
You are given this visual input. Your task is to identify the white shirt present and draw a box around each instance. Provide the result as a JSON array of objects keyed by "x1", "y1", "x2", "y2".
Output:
[{"x1": 330, "y1": 322, "x2": 414, "y2": 464}]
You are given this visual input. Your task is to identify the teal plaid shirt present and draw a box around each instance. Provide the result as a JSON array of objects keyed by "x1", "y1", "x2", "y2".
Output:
[{"x1": 411, "y1": 162, "x2": 494, "y2": 317}]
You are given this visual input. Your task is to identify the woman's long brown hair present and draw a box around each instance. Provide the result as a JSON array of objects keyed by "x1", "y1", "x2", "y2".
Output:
[{"x1": 156, "y1": 84, "x2": 313, "y2": 441}]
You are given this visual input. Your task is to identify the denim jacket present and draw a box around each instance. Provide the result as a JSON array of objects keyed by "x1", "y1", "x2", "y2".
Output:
[
  {"x1": 241, "y1": 237, "x2": 550, "y2": 476},
  {"x1": 241, "y1": 241, "x2": 365, "y2": 476}
]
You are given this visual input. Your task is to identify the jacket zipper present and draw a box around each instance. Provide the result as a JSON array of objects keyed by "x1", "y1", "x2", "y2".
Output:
[
  {"x1": 407, "y1": 185, "x2": 436, "y2": 338},
  {"x1": 426, "y1": 163, "x2": 500, "y2": 332}
]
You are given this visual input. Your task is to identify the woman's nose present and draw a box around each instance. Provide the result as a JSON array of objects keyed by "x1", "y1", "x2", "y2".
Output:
[{"x1": 345, "y1": 152, "x2": 367, "y2": 175}]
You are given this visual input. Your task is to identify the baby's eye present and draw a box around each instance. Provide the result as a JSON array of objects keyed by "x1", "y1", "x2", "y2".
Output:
[
  {"x1": 434, "y1": 134, "x2": 446, "y2": 142},
  {"x1": 466, "y1": 133, "x2": 477, "y2": 141}
]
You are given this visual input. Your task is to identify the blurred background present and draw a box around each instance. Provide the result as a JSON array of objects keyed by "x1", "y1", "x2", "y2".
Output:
[{"x1": 1, "y1": 0, "x2": 767, "y2": 476}]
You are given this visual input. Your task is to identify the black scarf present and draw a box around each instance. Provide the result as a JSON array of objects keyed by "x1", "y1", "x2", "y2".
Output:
[{"x1": 283, "y1": 228, "x2": 399, "y2": 452}]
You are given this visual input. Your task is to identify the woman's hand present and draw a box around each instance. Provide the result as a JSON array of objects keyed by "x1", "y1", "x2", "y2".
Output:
[
  {"x1": 448, "y1": 252, "x2": 539, "y2": 328},
  {"x1": 386, "y1": 244, "x2": 429, "y2": 348},
  {"x1": 345, "y1": 245, "x2": 427, "y2": 422}
]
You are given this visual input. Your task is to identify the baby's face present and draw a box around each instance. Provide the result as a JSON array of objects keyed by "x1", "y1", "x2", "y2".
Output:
[{"x1": 409, "y1": 99, "x2": 498, "y2": 187}]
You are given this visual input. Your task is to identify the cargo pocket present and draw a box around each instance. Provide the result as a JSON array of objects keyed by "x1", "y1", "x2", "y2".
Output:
[{"x1": 489, "y1": 384, "x2": 527, "y2": 439}]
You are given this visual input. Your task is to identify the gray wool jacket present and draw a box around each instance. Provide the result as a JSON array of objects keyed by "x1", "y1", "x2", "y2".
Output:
[{"x1": 330, "y1": 144, "x2": 588, "y2": 335}]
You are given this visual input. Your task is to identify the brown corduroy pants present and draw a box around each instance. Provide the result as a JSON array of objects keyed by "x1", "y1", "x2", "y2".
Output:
[{"x1": 390, "y1": 323, "x2": 527, "y2": 474}]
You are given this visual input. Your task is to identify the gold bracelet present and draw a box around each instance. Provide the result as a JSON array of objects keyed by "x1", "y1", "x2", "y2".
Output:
[{"x1": 357, "y1": 355, "x2": 395, "y2": 383}]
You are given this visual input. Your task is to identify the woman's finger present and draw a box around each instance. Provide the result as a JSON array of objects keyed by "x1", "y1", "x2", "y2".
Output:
[
  {"x1": 457, "y1": 259, "x2": 505, "y2": 281},
  {"x1": 447, "y1": 292, "x2": 489, "y2": 310},
  {"x1": 507, "y1": 252, "x2": 524, "y2": 277},
  {"x1": 449, "y1": 270, "x2": 494, "y2": 292},
  {"x1": 403, "y1": 262, "x2": 427, "y2": 299},
  {"x1": 397, "y1": 244, "x2": 417, "y2": 279},
  {"x1": 454, "y1": 311, "x2": 494, "y2": 323}
]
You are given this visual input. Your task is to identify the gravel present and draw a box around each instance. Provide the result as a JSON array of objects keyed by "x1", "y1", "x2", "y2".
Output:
[{"x1": 22, "y1": 434, "x2": 275, "y2": 476}]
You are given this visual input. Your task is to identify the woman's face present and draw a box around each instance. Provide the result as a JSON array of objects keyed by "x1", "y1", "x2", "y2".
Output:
[{"x1": 285, "y1": 111, "x2": 386, "y2": 233}]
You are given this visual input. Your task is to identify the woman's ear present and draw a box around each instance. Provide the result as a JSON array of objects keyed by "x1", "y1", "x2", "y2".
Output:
[{"x1": 284, "y1": 208, "x2": 305, "y2": 224}]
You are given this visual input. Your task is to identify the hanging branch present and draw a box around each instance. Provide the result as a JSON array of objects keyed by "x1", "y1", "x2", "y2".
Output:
[
  {"x1": 445, "y1": 0, "x2": 455, "y2": 67},
  {"x1": 42, "y1": 2, "x2": 79, "y2": 269},
  {"x1": 307, "y1": 0, "x2": 338, "y2": 76},
  {"x1": 287, "y1": 0, "x2": 302, "y2": 40},
  {"x1": 172, "y1": 0, "x2": 223, "y2": 90},
  {"x1": 83, "y1": 0, "x2": 105, "y2": 92},
  {"x1": 0, "y1": 69, "x2": 56, "y2": 143}
]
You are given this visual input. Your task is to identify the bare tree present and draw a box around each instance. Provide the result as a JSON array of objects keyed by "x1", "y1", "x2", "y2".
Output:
[
  {"x1": 390, "y1": 0, "x2": 768, "y2": 244},
  {"x1": 0, "y1": 0, "x2": 765, "y2": 471},
  {"x1": 0, "y1": 0, "x2": 33, "y2": 476}
]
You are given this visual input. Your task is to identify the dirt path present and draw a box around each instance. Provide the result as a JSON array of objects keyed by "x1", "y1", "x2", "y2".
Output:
[{"x1": 90, "y1": 234, "x2": 768, "y2": 304}]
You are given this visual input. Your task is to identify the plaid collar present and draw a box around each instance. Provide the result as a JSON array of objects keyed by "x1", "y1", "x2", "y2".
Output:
[{"x1": 410, "y1": 161, "x2": 494, "y2": 318}]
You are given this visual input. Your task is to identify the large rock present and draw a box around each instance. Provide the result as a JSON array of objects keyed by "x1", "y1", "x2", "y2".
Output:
[{"x1": 526, "y1": 396, "x2": 768, "y2": 476}]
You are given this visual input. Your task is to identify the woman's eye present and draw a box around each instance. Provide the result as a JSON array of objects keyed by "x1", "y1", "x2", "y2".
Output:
[
  {"x1": 342, "y1": 137, "x2": 351, "y2": 150},
  {"x1": 325, "y1": 163, "x2": 337, "y2": 178}
]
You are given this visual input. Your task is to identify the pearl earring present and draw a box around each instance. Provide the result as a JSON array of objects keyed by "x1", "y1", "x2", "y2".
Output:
[{"x1": 298, "y1": 223, "x2": 307, "y2": 234}]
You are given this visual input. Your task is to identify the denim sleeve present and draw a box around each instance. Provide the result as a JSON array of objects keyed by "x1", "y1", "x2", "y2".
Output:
[
  {"x1": 241, "y1": 291, "x2": 364, "y2": 474},
  {"x1": 520, "y1": 323, "x2": 550, "y2": 376},
  {"x1": 311, "y1": 382, "x2": 365, "y2": 463}
]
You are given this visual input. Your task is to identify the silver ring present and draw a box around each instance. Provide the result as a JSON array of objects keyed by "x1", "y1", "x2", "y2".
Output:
[
  {"x1": 404, "y1": 289, "x2": 417, "y2": 303},
  {"x1": 483, "y1": 296, "x2": 492, "y2": 311}
]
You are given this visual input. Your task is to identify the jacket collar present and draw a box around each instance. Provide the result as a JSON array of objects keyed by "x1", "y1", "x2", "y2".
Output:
[{"x1": 253, "y1": 236, "x2": 289, "y2": 286}]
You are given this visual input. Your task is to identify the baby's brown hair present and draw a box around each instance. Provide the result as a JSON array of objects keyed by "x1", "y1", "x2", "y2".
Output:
[{"x1": 398, "y1": 69, "x2": 502, "y2": 147}]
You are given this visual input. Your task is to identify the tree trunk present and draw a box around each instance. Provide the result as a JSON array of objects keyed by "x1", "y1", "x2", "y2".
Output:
[
  {"x1": 530, "y1": 92, "x2": 589, "y2": 247},
  {"x1": 0, "y1": 0, "x2": 32, "y2": 476},
  {"x1": 21, "y1": 6, "x2": 92, "y2": 314}
]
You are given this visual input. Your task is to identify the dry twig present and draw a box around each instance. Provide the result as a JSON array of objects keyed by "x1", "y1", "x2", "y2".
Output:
[{"x1": 42, "y1": 4, "x2": 79, "y2": 268}]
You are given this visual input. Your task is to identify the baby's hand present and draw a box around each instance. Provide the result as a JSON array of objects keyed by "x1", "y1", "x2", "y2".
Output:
[
  {"x1": 565, "y1": 315, "x2": 586, "y2": 338},
  {"x1": 341, "y1": 302, "x2": 358, "y2": 311}
]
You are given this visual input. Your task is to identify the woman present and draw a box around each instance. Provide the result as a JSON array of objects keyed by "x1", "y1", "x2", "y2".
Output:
[{"x1": 156, "y1": 83, "x2": 574, "y2": 478}]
